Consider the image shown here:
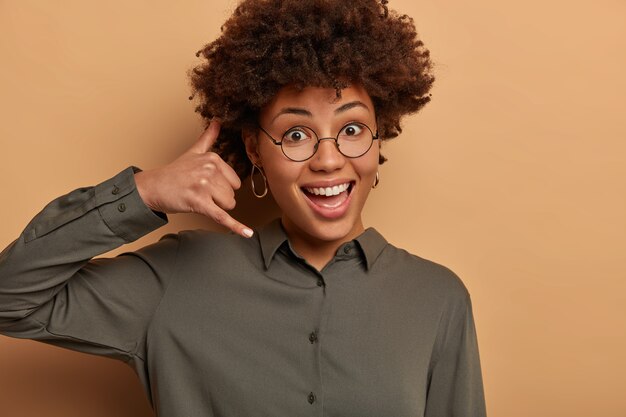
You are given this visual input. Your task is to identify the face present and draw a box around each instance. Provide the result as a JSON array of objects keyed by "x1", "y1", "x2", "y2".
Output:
[{"x1": 246, "y1": 84, "x2": 380, "y2": 246}]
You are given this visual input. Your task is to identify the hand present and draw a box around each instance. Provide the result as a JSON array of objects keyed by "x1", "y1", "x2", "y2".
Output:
[{"x1": 134, "y1": 120, "x2": 254, "y2": 238}]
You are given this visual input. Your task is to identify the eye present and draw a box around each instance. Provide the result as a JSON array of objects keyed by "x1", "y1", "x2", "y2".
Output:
[
  {"x1": 282, "y1": 127, "x2": 314, "y2": 144},
  {"x1": 340, "y1": 123, "x2": 364, "y2": 136}
]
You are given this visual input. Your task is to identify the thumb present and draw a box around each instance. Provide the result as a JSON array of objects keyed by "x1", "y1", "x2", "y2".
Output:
[{"x1": 189, "y1": 118, "x2": 221, "y2": 154}]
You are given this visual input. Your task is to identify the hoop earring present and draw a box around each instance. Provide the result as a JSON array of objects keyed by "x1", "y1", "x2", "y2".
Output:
[
  {"x1": 372, "y1": 171, "x2": 380, "y2": 189},
  {"x1": 251, "y1": 164, "x2": 268, "y2": 198}
]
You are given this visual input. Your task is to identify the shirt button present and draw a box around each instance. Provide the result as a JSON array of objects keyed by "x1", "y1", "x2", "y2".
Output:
[
  {"x1": 117, "y1": 203, "x2": 126, "y2": 212},
  {"x1": 307, "y1": 392, "x2": 316, "y2": 404},
  {"x1": 112, "y1": 185, "x2": 120, "y2": 195},
  {"x1": 316, "y1": 279, "x2": 324, "y2": 287},
  {"x1": 308, "y1": 331, "x2": 318, "y2": 344},
  {"x1": 343, "y1": 246, "x2": 351, "y2": 254}
]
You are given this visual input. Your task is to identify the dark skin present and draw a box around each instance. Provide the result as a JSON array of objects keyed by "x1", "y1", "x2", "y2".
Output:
[
  {"x1": 190, "y1": 0, "x2": 434, "y2": 179},
  {"x1": 135, "y1": 119, "x2": 253, "y2": 238},
  {"x1": 136, "y1": 84, "x2": 381, "y2": 271}
]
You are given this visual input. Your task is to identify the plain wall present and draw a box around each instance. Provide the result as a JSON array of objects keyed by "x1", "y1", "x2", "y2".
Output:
[{"x1": 1, "y1": 1, "x2": 625, "y2": 416}]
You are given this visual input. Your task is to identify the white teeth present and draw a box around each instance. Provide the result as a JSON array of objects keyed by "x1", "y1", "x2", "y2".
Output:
[{"x1": 304, "y1": 183, "x2": 350, "y2": 196}]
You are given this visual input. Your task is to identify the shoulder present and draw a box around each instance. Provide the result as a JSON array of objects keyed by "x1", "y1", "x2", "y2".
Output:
[
  {"x1": 375, "y1": 241, "x2": 470, "y2": 304},
  {"x1": 173, "y1": 228, "x2": 258, "y2": 251},
  {"x1": 161, "y1": 228, "x2": 261, "y2": 266}
]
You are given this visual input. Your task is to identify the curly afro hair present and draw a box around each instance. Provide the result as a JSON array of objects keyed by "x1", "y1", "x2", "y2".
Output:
[{"x1": 190, "y1": 0, "x2": 434, "y2": 178}]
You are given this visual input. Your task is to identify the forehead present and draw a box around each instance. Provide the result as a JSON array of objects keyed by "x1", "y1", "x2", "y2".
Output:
[{"x1": 260, "y1": 84, "x2": 374, "y2": 118}]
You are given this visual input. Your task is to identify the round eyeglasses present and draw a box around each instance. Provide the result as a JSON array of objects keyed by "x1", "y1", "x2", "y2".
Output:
[{"x1": 257, "y1": 122, "x2": 379, "y2": 162}]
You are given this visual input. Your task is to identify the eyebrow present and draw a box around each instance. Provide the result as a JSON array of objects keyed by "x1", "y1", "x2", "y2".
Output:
[
  {"x1": 271, "y1": 108, "x2": 312, "y2": 123},
  {"x1": 271, "y1": 101, "x2": 371, "y2": 123},
  {"x1": 334, "y1": 101, "x2": 370, "y2": 114}
]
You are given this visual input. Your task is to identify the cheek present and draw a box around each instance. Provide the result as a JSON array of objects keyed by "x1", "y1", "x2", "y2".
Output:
[
  {"x1": 356, "y1": 149, "x2": 380, "y2": 177},
  {"x1": 260, "y1": 157, "x2": 301, "y2": 197},
  {"x1": 265, "y1": 169, "x2": 289, "y2": 193}
]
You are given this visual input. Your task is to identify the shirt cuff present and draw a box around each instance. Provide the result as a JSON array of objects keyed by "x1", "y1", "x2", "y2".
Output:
[{"x1": 96, "y1": 166, "x2": 168, "y2": 242}]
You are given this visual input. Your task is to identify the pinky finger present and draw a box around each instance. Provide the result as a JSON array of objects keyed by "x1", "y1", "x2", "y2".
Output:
[{"x1": 204, "y1": 204, "x2": 254, "y2": 238}]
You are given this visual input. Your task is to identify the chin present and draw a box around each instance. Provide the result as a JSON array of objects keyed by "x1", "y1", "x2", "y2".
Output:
[{"x1": 289, "y1": 212, "x2": 364, "y2": 244}]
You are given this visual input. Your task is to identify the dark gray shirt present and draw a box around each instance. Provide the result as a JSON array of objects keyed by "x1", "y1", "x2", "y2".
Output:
[{"x1": 0, "y1": 166, "x2": 486, "y2": 417}]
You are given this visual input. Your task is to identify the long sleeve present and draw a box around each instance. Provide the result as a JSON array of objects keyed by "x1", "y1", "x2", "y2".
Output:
[
  {"x1": 425, "y1": 292, "x2": 487, "y2": 417},
  {"x1": 0, "y1": 166, "x2": 176, "y2": 363}
]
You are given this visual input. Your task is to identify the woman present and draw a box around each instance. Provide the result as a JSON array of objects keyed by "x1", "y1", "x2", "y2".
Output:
[{"x1": 0, "y1": 0, "x2": 486, "y2": 416}]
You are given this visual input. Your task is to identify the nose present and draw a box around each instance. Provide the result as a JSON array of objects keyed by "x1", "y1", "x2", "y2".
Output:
[{"x1": 308, "y1": 137, "x2": 345, "y2": 172}]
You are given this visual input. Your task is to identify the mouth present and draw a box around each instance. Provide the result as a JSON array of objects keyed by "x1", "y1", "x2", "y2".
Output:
[{"x1": 300, "y1": 181, "x2": 355, "y2": 218}]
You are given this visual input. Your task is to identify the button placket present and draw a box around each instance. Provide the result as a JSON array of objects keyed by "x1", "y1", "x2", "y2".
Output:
[{"x1": 306, "y1": 272, "x2": 324, "y2": 410}]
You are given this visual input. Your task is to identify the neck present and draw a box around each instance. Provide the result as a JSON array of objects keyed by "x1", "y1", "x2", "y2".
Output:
[{"x1": 281, "y1": 217, "x2": 365, "y2": 271}]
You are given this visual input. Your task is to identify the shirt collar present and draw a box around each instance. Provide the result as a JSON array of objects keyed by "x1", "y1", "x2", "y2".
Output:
[
  {"x1": 257, "y1": 219, "x2": 289, "y2": 270},
  {"x1": 257, "y1": 218, "x2": 387, "y2": 270},
  {"x1": 354, "y1": 227, "x2": 388, "y2": 270}
]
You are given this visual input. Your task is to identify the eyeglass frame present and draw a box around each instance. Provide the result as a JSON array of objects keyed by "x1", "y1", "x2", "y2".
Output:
[{"x1": 256, "y1": 121, "x2": 380, "y2": 162}]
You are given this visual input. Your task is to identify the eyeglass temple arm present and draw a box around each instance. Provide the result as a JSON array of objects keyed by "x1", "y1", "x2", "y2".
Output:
[{"x1": 257, "y1": 125, "x2": 282, "y2": 146}]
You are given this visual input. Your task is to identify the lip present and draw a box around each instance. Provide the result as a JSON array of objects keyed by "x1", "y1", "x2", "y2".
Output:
[
  {"x1": 301, "y1": 180, "x2": 355, "y2": 220},
  {"x1": 300, "y1": 178, "x2": 355, "y2": 188}
]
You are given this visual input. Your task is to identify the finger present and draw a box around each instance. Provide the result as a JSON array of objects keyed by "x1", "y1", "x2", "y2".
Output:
[
  {"x1": 214, "y1": 157, "x2": 242, "y2": 190},
  {"x1": 204, "y1": 203, "x2": 254, "y2": 238},
  {"x1": 195, "y1": 157, "x2": 239, "y2": 195},
  {"x1": 189, "y1": 118, "x2": 221, "y2": 154},
  {"x1": 210, "y1": 181, "x2": 237, "y2": 211}
]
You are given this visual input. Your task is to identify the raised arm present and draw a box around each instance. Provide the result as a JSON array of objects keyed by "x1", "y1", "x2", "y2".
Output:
[
  {"x1": 0, "y1": 119, "x2": 250, "y2": 361},
  {"x1": 0, "y1": 165, "x2": 173, "y2": 359}
]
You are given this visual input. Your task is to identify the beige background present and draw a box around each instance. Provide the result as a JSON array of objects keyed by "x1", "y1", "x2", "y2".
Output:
[{"x1": 1, "y1": 0, "x2": 625, "y2": 416}]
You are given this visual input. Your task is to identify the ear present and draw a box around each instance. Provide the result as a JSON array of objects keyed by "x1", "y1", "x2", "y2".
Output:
[{"x1": 242, "y1": 127, "x2": 261, "y2": 167}]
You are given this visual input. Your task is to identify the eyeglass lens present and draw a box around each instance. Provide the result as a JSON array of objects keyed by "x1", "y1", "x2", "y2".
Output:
[{"x1": 280, "y1": 122, "x2": 374, "y2": 161}]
